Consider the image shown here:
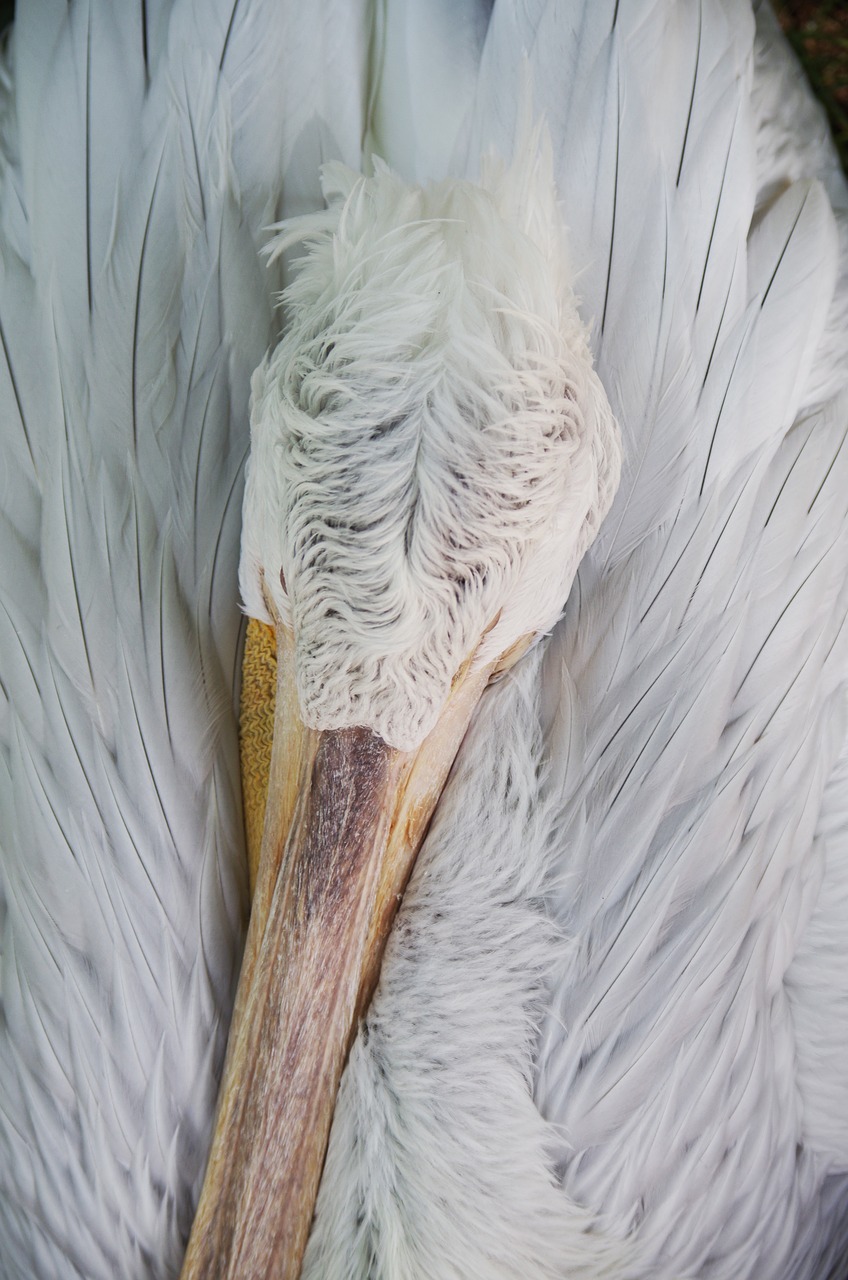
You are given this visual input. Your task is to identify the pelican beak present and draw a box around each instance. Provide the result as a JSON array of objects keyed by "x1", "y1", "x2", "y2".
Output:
[{"x1": 180, "y1": 602, "x2": 497, "y2": 1280}]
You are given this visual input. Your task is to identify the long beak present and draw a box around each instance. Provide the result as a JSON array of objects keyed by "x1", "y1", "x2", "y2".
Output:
[{"x1": 180, "y1": 607, "x2": 495, "y2": 1280}]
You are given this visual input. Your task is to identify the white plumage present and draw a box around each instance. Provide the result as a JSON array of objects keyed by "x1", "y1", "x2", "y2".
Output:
[
  {"x1": 1, "y1": 2, "x2": 848, "y2": 1279},
  {"x1": 240, "y1": 153, "x2": 619, "y2": 750}
]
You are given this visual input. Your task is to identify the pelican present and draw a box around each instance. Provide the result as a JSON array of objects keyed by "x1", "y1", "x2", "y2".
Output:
[{"x1": 1, "y1": 1, "x2": 848, "y2": 1279}]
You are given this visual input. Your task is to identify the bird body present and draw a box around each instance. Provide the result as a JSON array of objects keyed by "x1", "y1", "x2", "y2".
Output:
[{"x1": 1, "y1": 2, "x2": 848, "y2": 1278}]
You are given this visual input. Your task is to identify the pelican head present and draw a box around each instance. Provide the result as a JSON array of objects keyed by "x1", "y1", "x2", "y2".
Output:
[
  {"x1": 182, "y1": 148, "x2": 620, "y2": 1279},
  {"x1": 241, "y1": 153, "x2": 619, "y2": 750}
]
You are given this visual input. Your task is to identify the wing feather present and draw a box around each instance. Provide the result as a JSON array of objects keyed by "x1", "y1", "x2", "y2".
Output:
[
  {"x1": 309, "y1": 4, "x2": 848, "y2": 1277},
  {"x1": 0, "y1": 1, "x2": 368, "y2": 1273}
]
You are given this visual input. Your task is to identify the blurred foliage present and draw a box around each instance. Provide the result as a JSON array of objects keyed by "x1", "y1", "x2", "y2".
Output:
[{"x1": 773, "y1": 0, "x2": 848, "y2": 171}]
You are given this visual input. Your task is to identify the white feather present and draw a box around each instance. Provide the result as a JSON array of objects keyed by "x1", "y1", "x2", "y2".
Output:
[
  {"x1": 304, "y1": 4, "x2": 848, "y2": 1277},
  {"x1": 2, "y1": 2, "x2": 848, "y2": 1278},
  {"x1": 0, "y1": 1, "x2": 366, "y2": 1274}
]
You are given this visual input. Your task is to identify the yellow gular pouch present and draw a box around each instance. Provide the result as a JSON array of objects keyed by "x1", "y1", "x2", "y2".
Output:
[{"x1": 239, "y1": 617, "x2": 277, "y2": 893}]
